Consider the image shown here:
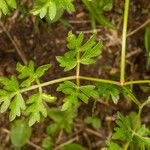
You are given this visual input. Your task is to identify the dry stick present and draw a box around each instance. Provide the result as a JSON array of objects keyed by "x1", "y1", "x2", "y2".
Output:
[
  {"x1": 1, "y1": 127, "x2": 43, "y2": 150},
  {"x1": 127, "y1": 18, "x2": 150, "y2": 37},
  {"x1": 54, "y1": 137, "x2": 78, "y2": 150},
  {"x1": 0, "y1": 21, "x2": 27, "y2": 65}
]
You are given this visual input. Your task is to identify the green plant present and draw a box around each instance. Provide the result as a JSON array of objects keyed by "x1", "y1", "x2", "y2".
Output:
[
  {"x1": 0, "y1": 0, "x2": 75, "y2": 23},
  {"x1": 0, "y1": 0, "x2": 17, "y2": 17},
  {"x1": 10, "y1": 119, "x2": 32, "y2": 148},
  {"x1": 46, "y1": 108, "x2": 77, "y2": 135},
  {"x1": 31, "y1": 0, "x2": 75, "y2": 23},
  {"x1": 60, "y1": 143, "x2": 86, "y2": 150},
  {"x1": 84, "y1": 115, "x2": 101, "y2": 130},
  {"x1": 102, "y1": 110, "x2": 150, "y2": 150},
  {"x1": 0, "y1": 0, "x2": 150, "y2": 149},
  {"x1": 82, "y1": 0, "x2": 116, "y2": 30}
]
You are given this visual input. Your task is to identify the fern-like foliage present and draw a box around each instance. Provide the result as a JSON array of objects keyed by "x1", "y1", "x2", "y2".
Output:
[
  {"x1": 0, "y1": 61, "x2": 56, "y2": 126},
  {"x1": 56, "y1": 32, "x2": 103, "y2": 71},
  {"x1": 57, "y1": 81, "x2": 99, "y2": 110},
  {"x1": 102, "y1": 112, "x2": 150, "y2": 150},
  {"x1": 0, "y1": 0, "x2": 17, "y2": 17},
  {"x1": 31, "y1": 0, "x2": 75, "y2": 22}
]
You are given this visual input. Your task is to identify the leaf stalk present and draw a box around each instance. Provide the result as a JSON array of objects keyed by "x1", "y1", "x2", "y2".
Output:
[{"x1": 120, "y1": 0, "x2": 130, "y2": 84}]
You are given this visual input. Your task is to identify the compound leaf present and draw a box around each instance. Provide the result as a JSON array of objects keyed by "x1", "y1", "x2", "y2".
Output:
[{"x1": 57, "y1": 32, "x2": 102, "y2": 71}]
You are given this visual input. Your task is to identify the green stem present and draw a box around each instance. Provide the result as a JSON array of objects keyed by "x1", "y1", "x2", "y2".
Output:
[
  {"x1": 20, "y1": 76, "x2": 76, "y2": 93},
  {"x1": 79, "y1": 76, "x2": 120, "y2": 85},
  {"x1": 120, "y1": 0, "x2": 130, "y2": 84},
  {"x1": 76, "y1": 51, "x2": 80, "y2": 87},
  {"x1": 18, "y1": 75, "x2": 150, "y2": 94},
  {"x1": 90, "y1": 14, "x2": 97, "y2": 34},
  {"x1": 122, "y1": 87, "x2": 142, "y2": 107},
  {"x1": 19, "y1": 76, "x2": 120, "y2": 94},
  {"x1": 36, "y1": 79, "x2": 42, "y2": 93},
  {"x1": 124, "y1": 80, "x2": 150, "y2": 85}
]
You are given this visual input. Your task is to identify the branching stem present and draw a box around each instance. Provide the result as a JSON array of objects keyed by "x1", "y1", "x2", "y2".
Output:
[{"x1": 19, "y1": 75, "x2": 150, "y2": 94}]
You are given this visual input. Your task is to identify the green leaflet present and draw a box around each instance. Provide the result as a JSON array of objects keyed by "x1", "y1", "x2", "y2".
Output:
[
  {"x1": 99, "y1": 0, "x2": 113, "y2": 11},
  {"x1": 16, "y1": 60, "x2": 51, "y2": 87},
  {"x1": 112, "y1": 112, "x2": 133, "y2": 142},
  {"x1": 96, "y1": 82, "x2": 120, "y2": 104},
  {"x1": 10, "y1": 120, "x2": 32, "y2": 148},
  {"x1": 60, "y1": 143, "x2": 86, "y2": 150},
  {"x1": 0, "y1": 76, "x2": 25, "y2": 121},
  {"x1": 31, "y1": 0, "x2": 74, "y2": 21},
  {"x1": 46, "y1": 108, "x2": 77, "y2": 134},
  {"x1": 57, "y1": 81, "x2": 99, "y2": 111},
  {"x1": 0, "y1": 0, "x2": 16, "y2": 16},
  {"x1": 101, "y1": 141, "x2": 123, "y2": 150},
  {"x1": 42, "y1": 136, "x2": 53, "y2": 150},
  {"x1": 59, "y1": 0, "x2": 75, "y2": 12},
  {"x1": 84, "y1": 116, "x2": 101, "y2": 130},
  {"x1": 26, "y1": 93, "x2": 56, "y2": 126},
  {"x1": 144, "y1": 25, "x2": 150, "y2": 68},
  {"x1": 56, "y1": 32, "x2": 103, "y2": 71},
  {"x1": 9, "y1": 93, "x2": 26, "y2": 121}
]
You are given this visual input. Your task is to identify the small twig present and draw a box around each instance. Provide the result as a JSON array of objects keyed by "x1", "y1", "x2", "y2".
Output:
[
  {"x1": 68, "y1": 20, "x2": 90, "y2": 24},
  {"x1": 54, "y1": 136, "x2": 78, "y2": 150},
  {"x1": 74, "y1": 123, "x2": 102, "y2": 138},
  {"x1": 85, "y1": 128, "x2": 102, "y2": 138},
  {"x1": 28, "y1": 141, "x2": 44, "y2": 150},
  {"x1": 1, "y1": 127, "x2": 43, "y2": 150},
  {"x1": 0, "y1": 21, "x2": 27, "y2": 65},
  {"x1": 126, "y1": 48, "x2": 142, "y2": 59},
  {"x1": 127, "y1": 18, "x2": 150, "y2": 37},
  {"x1": 76, "y1": 29, "x2": 102, "y2": 34},
  {"x1": 83, "y1": 133, "x2": 92, "y2": 150}
]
